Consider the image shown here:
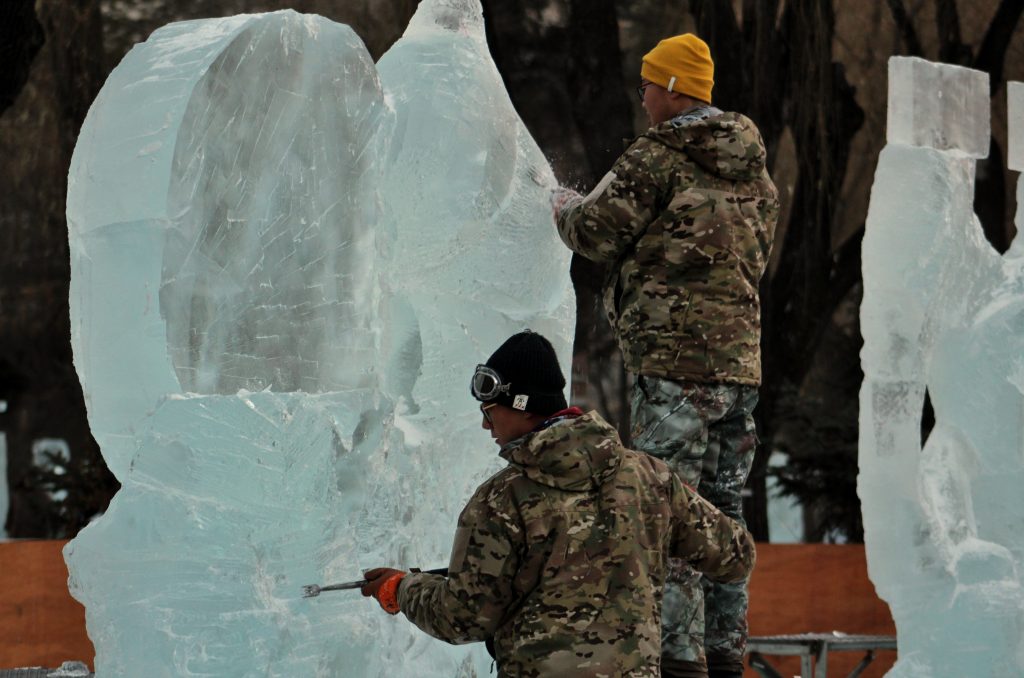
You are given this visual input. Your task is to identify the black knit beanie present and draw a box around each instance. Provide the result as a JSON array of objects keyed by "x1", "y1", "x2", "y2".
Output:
[{"x1": 477, "y1": 330, "x2": 567, "y2": 416}]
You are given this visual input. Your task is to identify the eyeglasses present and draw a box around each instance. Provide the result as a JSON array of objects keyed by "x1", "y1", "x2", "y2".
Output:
[
  {"x1": 471, "y1": 364, "x2": 511, "y2": 401},
  {"x1": 480, "y1": 403, "x2": 497, "y2": 425},
  {"x1": 636, "y1": 82, "x2": 653, "y2": 103}
]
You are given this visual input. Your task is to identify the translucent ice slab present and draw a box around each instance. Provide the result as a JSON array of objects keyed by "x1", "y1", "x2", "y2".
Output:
[
  {"x1": 859, "y1": 57, "x2": 1024, "y2": 676},
  {"x1": 64, "y1": 4, "x2": 574, "y2": 676},
  {"x1": 886, "y1": 57, "x2": 990, "y2": 157}
]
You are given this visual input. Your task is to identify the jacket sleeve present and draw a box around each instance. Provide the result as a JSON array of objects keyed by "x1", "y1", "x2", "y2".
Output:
[
  {"x1": 555, "y1": 137, "x2": 668, "y2": 263},
  {"x1": 668, "y1": 474, "x2": 756, "y2": 583},
  {"x1": 397, "y1": 482, "x2": 522, "y2": 644}
]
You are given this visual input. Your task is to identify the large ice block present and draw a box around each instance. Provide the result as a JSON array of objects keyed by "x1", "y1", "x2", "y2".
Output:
[
  {"x1": 64, "y1": 4, "x2": 574, "y2": 676},
  {"x1": 67, "y1": 13, "x2": 385, "y2": 479},
  {"x1": 860, "y1": 57, "x2": 1024, "y2": 676},
  {"x1": 886, "y1": 57, "x2": 990, "y2": 157}
]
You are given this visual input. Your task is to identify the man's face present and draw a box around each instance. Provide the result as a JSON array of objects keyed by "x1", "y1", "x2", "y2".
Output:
[
  {"x1": 640, "y1": 79, "x2": 679, "y2": 126},
  {"x1": 481, "y1": 403, "x2": 536, "y2": 447}
]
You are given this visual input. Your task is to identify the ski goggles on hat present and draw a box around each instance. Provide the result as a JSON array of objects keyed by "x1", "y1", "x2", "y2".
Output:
[{"x1": 471, "y1": 364, "x2": 511, "y2": 401}]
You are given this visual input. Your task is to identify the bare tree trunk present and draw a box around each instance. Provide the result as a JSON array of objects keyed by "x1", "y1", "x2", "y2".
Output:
[
  {"x1": 1, "y1": 0, "x2": 115, "y2": 538},
  {"x1": 0, "y1": 0, "x2": 45, "y2": 113},
  {"x1": 693, "y1": 0, "x2": 865, "y2": 542},
  {"x1": 975, "y1": 0, "x2": 1024, "y2": 89},
  {"x1": 482, "y1": 0, "x2": 636, "y2": 437}
]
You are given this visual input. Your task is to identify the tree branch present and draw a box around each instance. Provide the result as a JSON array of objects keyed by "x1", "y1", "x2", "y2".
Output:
[
  {"x1": 936, "y1": 0, "x2": 968, "y2": 64},
  {"x1": 0, "y1": 0, "x2": 45, "y2": 113},
  {"x1": 974, "y1": 0, "x2": 1024, "y2": 92},
  {"x1": 884, "y1": 0, "x2": 923, "y2": 56}
]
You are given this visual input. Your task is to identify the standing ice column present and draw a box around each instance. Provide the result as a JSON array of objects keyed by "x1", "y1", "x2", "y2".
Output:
[
  {"x1": 859, "y1": 57, "x2": 1024, "y2": 676},
  {"x1": 374, "y1": 0, "x2": 576, "y2": 525}
]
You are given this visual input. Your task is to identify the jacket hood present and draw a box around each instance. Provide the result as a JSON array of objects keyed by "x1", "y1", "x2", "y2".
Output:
[
  {"x1": 643, "y1": 106, "x2": 768, "y2": 181},
  {"x1": 499, "y1": 411, "x2": 623, "y2": 492}
]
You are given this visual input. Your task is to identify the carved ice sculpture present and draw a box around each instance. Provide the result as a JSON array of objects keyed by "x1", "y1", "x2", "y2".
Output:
[
  {"x1": 859, "y1": 57, "x2": 1024, "y2": 676},
  {"x1": 64, "y1": 4, "x2": 574, "y2": 676}
]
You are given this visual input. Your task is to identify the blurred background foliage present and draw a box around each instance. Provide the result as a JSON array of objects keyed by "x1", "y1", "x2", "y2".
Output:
[{"x1": 1, "y1": 0, "x2": 1021, "y2": 541}]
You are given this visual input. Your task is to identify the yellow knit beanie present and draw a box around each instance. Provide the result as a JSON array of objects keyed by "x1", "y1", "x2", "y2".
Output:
[{"x1": 641, "y1": 34, "x2": 714, "y2": 104}]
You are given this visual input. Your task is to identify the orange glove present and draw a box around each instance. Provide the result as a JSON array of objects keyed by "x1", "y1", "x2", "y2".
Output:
[{"x1": 361, "y1": 568, "x2": 406, "y2": 615}]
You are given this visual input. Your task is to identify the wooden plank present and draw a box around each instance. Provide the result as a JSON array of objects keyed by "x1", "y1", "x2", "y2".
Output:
[
  {"x1": 0, "y1": 540, "x2": 93, "y2": 671},
  {"x1": 745, "y1": 544, "x2": 896, "y2": 678}
]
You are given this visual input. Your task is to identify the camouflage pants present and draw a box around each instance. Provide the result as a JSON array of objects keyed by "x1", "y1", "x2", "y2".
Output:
[{"x1": 630, "y1": 376, "x2": 758, "y2": 677}]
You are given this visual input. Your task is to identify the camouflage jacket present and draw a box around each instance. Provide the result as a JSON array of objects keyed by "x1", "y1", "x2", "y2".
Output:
[
  {"x1": 398, "y1": 411, "x2": 756, "y2": 677},
  {"x1": 556, "y1": 107, "x2": 779, "y2": 385}
]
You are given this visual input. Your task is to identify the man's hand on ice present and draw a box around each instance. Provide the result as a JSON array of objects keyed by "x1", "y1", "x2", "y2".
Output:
[
  {"x1": 361, "y1": 567, "x2": 406, "y2": 615},
  {"x1": 551, "y1": 187, "x2": 582, "y2": 219}
]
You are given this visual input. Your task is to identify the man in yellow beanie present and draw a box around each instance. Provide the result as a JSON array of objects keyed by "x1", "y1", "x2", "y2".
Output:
[{"x1": 551, "y1": 33, "x2": 779, "y2": 678}]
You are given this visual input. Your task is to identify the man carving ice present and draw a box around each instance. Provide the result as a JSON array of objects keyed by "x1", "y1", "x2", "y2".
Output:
[
  {"x1": 361, "y1": 330, "x2": 755, "y2": 677},
  {"x1": 551, "y1": 34, "x2": 780, "y2": 678}
]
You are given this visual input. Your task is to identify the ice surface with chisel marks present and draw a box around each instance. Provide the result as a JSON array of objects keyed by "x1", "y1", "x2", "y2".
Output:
[{"x1": 64, "y1": 4, "x2": 574, "y2": 676}]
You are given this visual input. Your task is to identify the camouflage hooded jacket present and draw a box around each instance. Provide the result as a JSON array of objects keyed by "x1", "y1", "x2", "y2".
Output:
[
  {"x1": 397, "y1": 411, "x2": 756, "y2": 677},
  {"x1": 556, "y1": 107, "x2": 779, "y2": 385}
]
